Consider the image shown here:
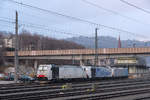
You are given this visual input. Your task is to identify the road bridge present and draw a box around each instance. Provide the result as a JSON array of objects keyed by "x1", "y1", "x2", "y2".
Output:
[
  {"x1": 5, "y1": 47, "x2": 150, "y2": 73},
  {"x1": 5, "y1": 47, "x2": 150, "y2": 60}
]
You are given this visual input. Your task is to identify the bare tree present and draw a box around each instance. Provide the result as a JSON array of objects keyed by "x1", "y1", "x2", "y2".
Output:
[{"x1": 18, "y1": 30, "x2": 85, "y2": 51}]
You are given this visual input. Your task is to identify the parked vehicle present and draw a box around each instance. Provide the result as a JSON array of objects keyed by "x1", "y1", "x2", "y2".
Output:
[
  {"x1": 0, "y1": 73, "x2": 5, "y2": 80},
  {"x1": 4, "y1": 72, "x2": 35, "y2": 81},
  {"x1": 19, "y1": 75, "x2": 35, "y2": 81},
  {"x1": 4, "y1": 72, "x2": 14, "y2": 81}
]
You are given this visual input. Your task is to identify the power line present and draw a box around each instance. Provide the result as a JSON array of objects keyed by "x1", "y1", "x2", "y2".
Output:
[
  {"x1": 0, "y1": 23, "x2": 15, "y2": 28},
  {"x1": 120, "y1": 0, "x2": 150, "y2": 14},
  {"x1": 0, "y1": 16, "x2": 89, "y2": 37},
  {"x1": 0, "y1": 16, "x2": 48, "y2": 28},
  {"x1": 1, "y1": 16, "x2": 138, "y2": 40},
  {"x1": 4, "y1": 0, "x2": 149, "y2": 39},
  {"x1": 16, "y1": 19, "x2": 150, "y2": 39},
  {"x1": 0, "y1": 6, "x2": 63, "y2": 25},
  {"x1": 1, "y1": 16, "x2": 137, "y2": 40},
  {"x1": 0, "y1": 17, "x2": 88, "y2": 37},
  {"x1": 0, "y1": 17, "x2": 14, "y2": 21},
  {"x1": 0, "y1": 18, "x2": 148, "y2": 41},
  {"x1": 21, "y1": 23, "x2": 88, "y2": 37},
  {"x1": 82, "y1": 0, "x2": 150, "y2": 26},
  {"x1": 0, "y1": 19, "x2": 14, "y2": 24}
]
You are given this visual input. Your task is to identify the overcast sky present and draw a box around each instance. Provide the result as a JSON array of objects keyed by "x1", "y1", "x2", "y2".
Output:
[{"x1": 0, "y1": 0, "x2": 150, "y2": 40}]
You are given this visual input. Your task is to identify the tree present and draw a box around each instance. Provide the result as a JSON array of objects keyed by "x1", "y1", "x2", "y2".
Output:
[{"x1": 18, "y1": 30, "x2": 85, "y2": 51}]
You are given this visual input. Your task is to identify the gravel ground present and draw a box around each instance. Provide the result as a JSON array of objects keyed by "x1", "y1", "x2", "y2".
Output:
[
  {"x1": 110, "y1": 92, "x2": 150, "y2": 100},
  {"x1": 48, "y1": 93, "x2": 150, "y2": 100}
]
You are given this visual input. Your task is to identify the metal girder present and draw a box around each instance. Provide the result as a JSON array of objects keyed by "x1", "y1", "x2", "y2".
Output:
[{"x1": 6, "y1": 53, "x2": 149, "y2": 60}]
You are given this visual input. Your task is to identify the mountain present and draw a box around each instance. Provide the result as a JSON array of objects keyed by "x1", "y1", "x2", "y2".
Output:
[{"x1": 66, "y1": 36, "x2": 150, "y2": 48}]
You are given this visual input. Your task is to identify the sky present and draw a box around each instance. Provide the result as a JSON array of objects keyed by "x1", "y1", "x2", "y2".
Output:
[{"x1": 0, "y1": 0, "x2": 150, "y2": 40}]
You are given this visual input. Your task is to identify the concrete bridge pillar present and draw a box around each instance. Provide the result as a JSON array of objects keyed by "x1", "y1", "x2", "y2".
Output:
[
  {"x1": 90, "y1": 59, "x2": 95, "y2": 66},
  {"x1": 80, "y1": 55, "x2": 84, "y2": 66},
  {"x1": 98, "y1": 59, "x2": 101, "y2": 66},
  {"x1": 72, "y1": 56, "x2": 75, "y2": 65},
  {"x1": 86, "y1": 59, "x2": 91, "y2": 66},
  {"x1": 34, "y1": 60, "x2": 38, "y2": 76},
  {"x1": 25, "y1": 60, "x2": 29, "y2": 67},
  {"x1": 80, "y1": 60, "x2": 83, "y2": 66}
]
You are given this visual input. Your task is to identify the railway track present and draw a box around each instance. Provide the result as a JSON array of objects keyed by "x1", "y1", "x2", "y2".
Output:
[
  {"x1": 0, "y1": 77, "x2": 142, "y2": 88},
  {"x1": 65, "y1": 87, "x2": 150, "y2": 100},
  {"x1": 2, "y1": 82, "x2": 150, "y2": 100},
  {"x1": 1, "y1": 79, "x2": 150, "y2": 94},
  {"x1": 1, "y1": 78, "x2": 150, "y2": 100},
  {"x1": 0, "y1": 78, "x2": 149, "y2": 93},
  {"x1": 0, "y1": 77, "x2": 148, "y2": 90},
  {"x1": 136, "y1": 97, "x2": 150, "y2": 100},
  {"x1": 134, "y1": 96, "x2": 150, "y2": 100}
]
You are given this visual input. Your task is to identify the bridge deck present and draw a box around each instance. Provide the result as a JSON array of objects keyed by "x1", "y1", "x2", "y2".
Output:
[{"x1": 5, "y1": 48, "x2": 150, "y2": 57}]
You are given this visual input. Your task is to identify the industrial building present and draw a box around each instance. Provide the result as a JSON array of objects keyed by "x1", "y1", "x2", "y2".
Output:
[{"x1": 113, "y1": 57, "x2": 149, "y2": 76}]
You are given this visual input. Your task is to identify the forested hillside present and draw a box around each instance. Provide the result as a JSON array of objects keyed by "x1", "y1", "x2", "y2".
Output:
[{"x1": 0, "y1": 30, "x2": 85, "y2": 66}]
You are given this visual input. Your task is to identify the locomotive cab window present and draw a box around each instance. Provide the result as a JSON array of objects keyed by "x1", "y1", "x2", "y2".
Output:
[
  {"x1": 38, "y1": 66, "x2": 48, "y2": 71},
  {"x1": 43, "y1": 66, "x2": 48, "y2": 70},
  {"x1": 39, "y1": 66, "x2": 43, "y2": 70}
]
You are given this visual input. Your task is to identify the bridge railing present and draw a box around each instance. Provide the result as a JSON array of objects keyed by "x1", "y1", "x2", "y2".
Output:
[{"x1": 5, "y1": 47, "x2": 150, "y2": 57}]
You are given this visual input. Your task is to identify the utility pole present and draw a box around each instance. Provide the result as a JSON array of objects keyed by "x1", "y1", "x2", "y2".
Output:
[
  {"x1": 133, "y1": 43, "x2": 136, "y2": 48},
  {"x1": 94, "y1": 28, "x2": 98, "y2": 67},
  {"x1": 14, "y1": 11, "x2": 19, "y2": 83}
]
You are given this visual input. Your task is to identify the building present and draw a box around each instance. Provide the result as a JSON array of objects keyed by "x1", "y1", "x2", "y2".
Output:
[
  {"x1": 115, "y1": 57, "x2": 146, "y2": 66},
  {"x1": 113, "y1": 57, "x2": 148, "y2": 74},
  {"x1": 3, "y1": 35, "x2": 15, "y2": 50}
]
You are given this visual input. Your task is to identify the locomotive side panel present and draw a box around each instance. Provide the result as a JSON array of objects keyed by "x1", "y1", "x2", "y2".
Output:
[
  {"x1": 112, "y1": 68, "x2": 128, "y2": 77},
  {"x1": 95, "y1": 67, "x2": 112, "y2": 78},
  {"x1": 59, "y1": 65, "x2": 86, "y2": 79}
]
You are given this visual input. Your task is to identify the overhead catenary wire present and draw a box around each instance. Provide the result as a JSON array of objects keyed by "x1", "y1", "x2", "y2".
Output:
[
  {"x1": 0, "y1": 16, "x2": 131, "y2": 39},
  {"x1": 0, "y1": 18, "x2": 146, "y2": 44},
  {"x1": 120, "y1": 0, "x2": 150, "y2": 14},
  {"x1": 0, "y1": 16, "x2": 139, "y2": 40},
  {"x1": 0, "y1": 6, "x2": 66, "y2": 26},
  {"x1": 0, "y1": 19, "x2": 15, "y2": 24},
  {"x1": 21, "y1": 23, "x2": 88, "y2": 37},
  {"x1": 0, "y1": 19, "x2": 15, "y2": 32},
  {"x1": 4, "y1": 0, "x2": 149, "y2": 39},
  {"x1": 0, "y1": 16, "x2": 49, "y2": 29},
  {"x1": 0, "y1": 17, "x2": 89, "y2": 37},
  {"x1": 0, "y1": 23, "x2": 15, "y2": 28},
  {"x1": 82, "y1": 0, "x2": 150, "y2": 26}
]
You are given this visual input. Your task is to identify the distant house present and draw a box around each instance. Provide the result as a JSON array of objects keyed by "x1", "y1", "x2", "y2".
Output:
[
  {"x1": 3, "y1": 35, "x2": 15, "y2": 50},
  {"x1": 115, "y1": 57, "x2": 146, "y2": 66}
]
